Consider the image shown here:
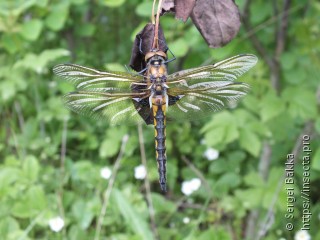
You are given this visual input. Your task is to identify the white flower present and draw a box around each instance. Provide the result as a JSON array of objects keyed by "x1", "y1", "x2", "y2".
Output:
[
  {"x1": 48, "y1": 216, "x2": 64, "y2": 232},
  {"x1": 183, "y1": 217, "x2": 190, "y2": 224},
  {"x1": 294, "y1": 230, "x2": 311, "y2": 240},
  {"x1": 134, "y1": 164, "x2": 146, "y2": 179},
  {"x1": 100, "y1": 167, "x2": 112, "y2": 179},
  {"x1": 204, "y1": 147, "x2": 219, "y2": 161},
  {"x1": 181, "y1": 178, "x2": 201, "y2": 195}
]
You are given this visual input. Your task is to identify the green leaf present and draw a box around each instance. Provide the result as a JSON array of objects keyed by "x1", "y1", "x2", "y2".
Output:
[
  {"x1": 282, "y1": 87, "x2": 317, "y2": 119},
  {"x1": 76, "y1": 23, "x2": 96, "y2": 37},
  {"x1": 1, "y1": 33, "x2": 23, "y2": 54},
  {"x1": 0, "y1": 81, "x2": 16, "y2": 101},
  {"x1": 72, "y1": 200, "x2": 94, "y2": 229},
  {"x1": 235, "y1": 188, "x2": 264, "y2": 209},
  {"x1": 100, "y1": 0, "x2": 126, "y2": 7},
  {"x1": 197, "y1": 228, "x2": 231, "y2": 240},
  {"x1": 0, "y1": 0, "x2": 36, "y2": 17},
  {"x1": 283, "y1": 67, "x2": 307, "y2": 84},
  {"x1": 35, "y1": 0, "x2": 48, "y2": 7},
  {"x1": 244, "y1": 171, "x2": 265, "y2": 187},
  {"x1": 0, "y1": 168, "x2": 21, "y2": 196},
  {"x1": 113, "y1": 189, "x2": 153, "y2": 240},
  {"x1": 14, "y1": 49, "x2": 70, "y2": 73},
  {"x1": 11, "y1": 186, "x2": 47, "y2": 218},
  {"x1": 315, "y1": 117, "x2": 320, "y2": 134},
  {"x1": 70, "y1": 0, "x2": 86, "y2": 4},
  {"x1": 20, "y1": 19, "x2": 43, "y2": 41},
  {"x1": 202, "y1": 112, "x2": 239, "y2": 146},
  {"x1": 151, "y1": 193, "x2": 176, "y2": 212},
  {"x1": 239, "y1": 128, "x2": 261, "y2": 157},
  {"x1": 209, "y1": 158, "x2": 228, "y2": 174},
  {"x1": 311, "y1": 148, "x2": 320, "y2": 171},
  {"x1": 260, "y1": 91, "x2": 285, "y2": 122},
  {"x1": 22, "y1": 155, "x2": 39, "y2": 182},
  {"x1": 169, "y1": 38, "x2": 189, "y2": 57},
  {"x1": 0, "y1": 217, "x2": 20, "y2": 240},
  {"x1": 136, "y1": 2, "x2": 154, "y2": 17},
  {"x1": 45, "y1": 3, "x2": 69, "y2": 31},
  {"x1": 214, "y1": 172, "x2": 241, "y2": 193},
  {"x1": 280, "y1": 52, "x2": 297, "y2": 70},
  {"x1": 99, "y1": 138, "x2": 120, "y2": 158}
]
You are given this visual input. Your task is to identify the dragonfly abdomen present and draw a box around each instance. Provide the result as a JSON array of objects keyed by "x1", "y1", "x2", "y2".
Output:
[{"x1": 153, "y1": 102, "x2": 167, "y2": 192}]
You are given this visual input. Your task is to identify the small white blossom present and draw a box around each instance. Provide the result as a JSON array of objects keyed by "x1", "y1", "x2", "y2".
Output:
[
  {"x1": 181, "y1": 178, "x2": 201, "y2": 195},
  {"x1": 204, "y1": 147, "x2": 219, "y2": 161},
  {"x1": 134, "y1": 164, "x2": 146, "y2": 179},
  {"x1": 48, "y1": 216, "x2": 64, "y2": 232},
  {"x1": 100, "y1": 167, "x2": 112, "y2": 179},
  {"x1": 183, "y1": 217, "x2": 190, "y2": 224},
  {"x1": 294, "y1": 230, "x2": 311, "y2": 240}
]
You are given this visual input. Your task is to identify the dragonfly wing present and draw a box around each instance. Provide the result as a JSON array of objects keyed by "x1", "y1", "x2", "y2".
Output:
[
  {"x1": 167, "y1": 54, "x2": 258, "y2": 86},
  {"x1": 167, "y1": 81, "x2": 250, "y2": 121},
  {"x1": 63, "y1": 91, "x2": 151, "y2": 125},
  {"x1": 166, "y1": 54, "x2": 257, "y2": 121},
  {"x1": 53, "y1": 63, "x2": 146, "y2": 92}
]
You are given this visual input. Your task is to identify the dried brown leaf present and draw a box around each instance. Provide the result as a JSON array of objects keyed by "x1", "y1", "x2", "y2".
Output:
[
  {"x1": 175, "y1": 0, "x2": 196, "y2": 22},
  {"x1": 190, "y1": 0, "x2": 241, "y2": 48},
  {"x1": 162, "y1": 0, "x2": 175, "y2": 12}
]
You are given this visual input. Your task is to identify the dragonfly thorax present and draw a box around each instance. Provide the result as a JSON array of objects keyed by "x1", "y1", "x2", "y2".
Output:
[{"x1": 146, "y1": 54, "x2": 168, "y2": 93}]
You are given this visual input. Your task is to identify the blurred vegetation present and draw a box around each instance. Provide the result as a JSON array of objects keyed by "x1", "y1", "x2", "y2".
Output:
[{"x1": 0, "y1": 0, "x2": 319, "y2": 239}]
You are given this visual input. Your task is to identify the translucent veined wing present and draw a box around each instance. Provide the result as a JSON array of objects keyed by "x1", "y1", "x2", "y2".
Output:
[
  {"x1": 166, "y1": 54, "x2": 257, "y2": 120},
  {"x1": 167, "y1": 54, "x2": 258, "y2": 86},
  {"x1": 62, "y1": 91, "x2": 151, "y2": 125},
  {"x1": 53, "y1": 63, "x2": 146, "y2": 92},
  {"x1": 53, "y1": 63, "x2": 152, "y2": 125}
]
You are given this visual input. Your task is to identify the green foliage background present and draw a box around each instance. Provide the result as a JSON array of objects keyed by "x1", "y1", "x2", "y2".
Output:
[{"x1": 0, "y1": 0, "x2": 319, "y2": 239}]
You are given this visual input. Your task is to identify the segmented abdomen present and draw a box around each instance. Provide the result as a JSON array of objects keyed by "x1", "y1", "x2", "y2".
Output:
[{"x1": 153, "y1": 103, "x2": 167, "y2": 191}]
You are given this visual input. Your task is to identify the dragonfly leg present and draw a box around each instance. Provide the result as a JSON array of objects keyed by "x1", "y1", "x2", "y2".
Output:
[
  {"x1": 138, "y1": 36, "x2": 144, "y2": 54},
  {"x1": 164, "y1": 46, "x2": 176, "y2": 64}
]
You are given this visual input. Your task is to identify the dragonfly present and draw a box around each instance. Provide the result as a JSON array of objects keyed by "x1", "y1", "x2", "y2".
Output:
[{"x1": 53, "y1": 50, "x2": 258, "y2": 192}]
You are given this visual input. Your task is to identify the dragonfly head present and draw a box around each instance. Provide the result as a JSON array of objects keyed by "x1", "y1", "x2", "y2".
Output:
[{"x1": 145, "y1": 50, "x2": 167, "y2": 62}]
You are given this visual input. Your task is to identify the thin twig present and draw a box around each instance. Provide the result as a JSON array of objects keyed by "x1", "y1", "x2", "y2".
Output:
[
  {"x1": 275, "y1": 0, "x2": 291, "y2": 58},
  {"x1": 94, "y1": 134, "x2": 129, "y2": 240},
  {"x1": 242, "y1": 0, "x2": 273, "y2": 67},
  {"x1": 152, "y1": 0, "x2": 156, "y2": 24},
  {"x1": 258, "y1": 141, "x2": 272, "y2": 181},
  {"x1": 18, "y1": 212, "x2": 44, "y2": 240},
  {"x1": 14, "y1": 101, "x2": 26, "y2": 158},
  {"x1": 14, "y1": 101, "x2": 25, "y2": 133},
  {"x1": 138, "y1": 123, "x2": 159, "y2": 240},
  {"x1": 56, "y1": 118, "x2": 68, "y2": 238},
  {"x1": 152, "y1": 0, "x2": 163, "y2": 49}
]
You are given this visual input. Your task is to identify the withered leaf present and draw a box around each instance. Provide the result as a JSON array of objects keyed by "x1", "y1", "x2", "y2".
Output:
[
  {"x1": 129, "y1": 23, "x2": 168, "y2": 72},
  {"x1": 175, "y1": 0, "x2": 196, "y2": 22},
  {"x1": 162, "y1": 0, "x2": 174, "y2": 13},
  {"x1": 161, "y1": 0, "x2": 196, "y2": 22},
  {"x1": 190, "y1": 0, "x2": 241, "y2": 48}
]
